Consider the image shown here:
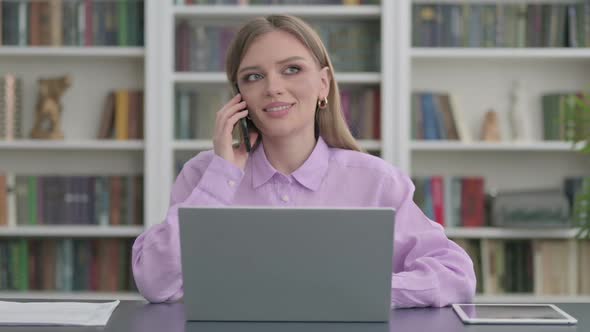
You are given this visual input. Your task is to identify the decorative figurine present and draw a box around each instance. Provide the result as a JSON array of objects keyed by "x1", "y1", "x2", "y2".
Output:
[{"x1": 30, "y1": 75, "x2": 72, "y2": 140}]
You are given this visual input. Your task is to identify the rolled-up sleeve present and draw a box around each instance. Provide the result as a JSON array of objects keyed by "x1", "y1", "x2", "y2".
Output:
[
  {"x1": 131, "y1": 152, "x2": 244, "y2": 303},
  {"x1": 386, "y1": 172, "x2": 476, "y2": 308}
]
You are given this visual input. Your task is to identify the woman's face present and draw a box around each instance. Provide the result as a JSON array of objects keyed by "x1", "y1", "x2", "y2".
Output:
[{"x1": 236, "y1": 30, "x2": 330, "y2": 141}]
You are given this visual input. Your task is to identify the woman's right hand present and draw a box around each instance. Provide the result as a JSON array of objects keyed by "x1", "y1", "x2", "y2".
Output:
[{"x1": 213, "y1": 93, "x2": 258, "y2": 170}]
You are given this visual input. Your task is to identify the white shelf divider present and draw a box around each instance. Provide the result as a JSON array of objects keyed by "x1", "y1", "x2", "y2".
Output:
[
  {"x1": 172, "y1": 139, "x2": 381, "y2": 151},
  {"x1": 0, "y1": 140, "x2": 144, "y2": 151},
  {"x1": 475, "y1": 294, "x2": 590, "y2": 303},
  {"x1": 0, "y1": 47, "x2": 145, "y2": 58},
  {"x1": 411, "y1": 141, "x2": 584, "y2": 152},
  {"x1": 445, "y1": 227, "x2": 581, "y2": 239},
  {"x1": 173, "y1": 5, "x2": 381, "y2": 18},
  {"x1": 0, "y1": 226, "x2": 145, "y2": 238},
  {"x1": 411, "y1": 48, "x2": 590, "y2": 60},
  {"x1": 0, "y1": 291, "x2": 144, "y2": 301},
  {"x1": 173, "y1": 72, "x2": 381, "y2": 84}
]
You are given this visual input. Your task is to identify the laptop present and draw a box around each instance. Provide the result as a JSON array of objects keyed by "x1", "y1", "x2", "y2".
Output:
[{"x1": 178, "y1": 207, "x2": 395, "y2": 322}]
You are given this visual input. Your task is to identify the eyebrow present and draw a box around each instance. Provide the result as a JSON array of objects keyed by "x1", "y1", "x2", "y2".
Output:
[{"x1": 238, "y1": 56, "x2": 307, "y2": 74}]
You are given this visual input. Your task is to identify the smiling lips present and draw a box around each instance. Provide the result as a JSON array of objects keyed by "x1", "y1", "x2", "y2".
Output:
[{"x1": 263, "y1": 102, "x2": 294, "y2": 118}]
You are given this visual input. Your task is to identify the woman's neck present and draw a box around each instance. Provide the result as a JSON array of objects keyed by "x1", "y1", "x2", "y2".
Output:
[{"x1": 261, "y1": 132, "x2": 317, "y2": 175}]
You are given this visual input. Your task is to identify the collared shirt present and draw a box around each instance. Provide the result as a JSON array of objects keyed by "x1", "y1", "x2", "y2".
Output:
[{"x1": 132, "y1": 137, "x2": 476, "y2": 307}]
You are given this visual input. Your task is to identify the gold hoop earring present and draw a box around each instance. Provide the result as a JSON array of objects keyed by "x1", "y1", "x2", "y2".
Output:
[{"x1": 318, "y1": 97, "x2": 328, "y2": 109}]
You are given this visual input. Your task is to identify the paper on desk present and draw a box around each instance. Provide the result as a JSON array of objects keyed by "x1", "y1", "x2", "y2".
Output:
[{"x1": 0, "y1": 300, "x2": 120, "y2": 326}]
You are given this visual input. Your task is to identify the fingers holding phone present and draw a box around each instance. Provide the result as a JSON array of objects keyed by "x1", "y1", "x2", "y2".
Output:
[{"x1": 213, "y1": 93, "x2": 254, "y2": 170}]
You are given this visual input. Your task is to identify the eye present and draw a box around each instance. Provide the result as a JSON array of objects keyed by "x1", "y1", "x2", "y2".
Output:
[
  {"x1": 244, "y1": 73, "x2": 263, "y2": 82},
  {"x1": 284, "y1": 66, "x2": 301, "y2": 74}
]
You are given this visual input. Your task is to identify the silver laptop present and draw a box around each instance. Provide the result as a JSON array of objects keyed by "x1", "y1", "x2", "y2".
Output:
[{"x1": 178, "y1": 207, "x2": 395, "y2": 322}]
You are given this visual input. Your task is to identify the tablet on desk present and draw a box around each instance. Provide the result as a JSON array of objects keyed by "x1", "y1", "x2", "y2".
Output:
[{"x1": 452, "y1": 304, "x2": 578, "y2": 325}]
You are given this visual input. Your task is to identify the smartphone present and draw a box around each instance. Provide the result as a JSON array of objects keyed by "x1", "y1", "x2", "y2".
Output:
[{"x1": 234, "y1": 84, "x2": 252, "y2": 153}]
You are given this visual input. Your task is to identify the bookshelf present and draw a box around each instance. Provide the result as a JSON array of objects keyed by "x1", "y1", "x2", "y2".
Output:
[
  {"x1": 0, "y1": 0, "x2": 152, "y2": 300},
  {"x1": 407, "y1": 0, "x2": 590, "y2": 301},
  {"x1": 157, "y1": 0, "x2": 399, "y2": 220}
]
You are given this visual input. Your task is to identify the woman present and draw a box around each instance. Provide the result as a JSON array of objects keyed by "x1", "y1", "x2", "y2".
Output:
[{"x1": 132, "y1": 14, "x2": 476, "y2": 307}]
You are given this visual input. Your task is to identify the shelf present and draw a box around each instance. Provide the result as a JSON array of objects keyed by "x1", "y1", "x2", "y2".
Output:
[
  {"x1": 173, "y1": 139, "x2": 381, "y2": 151},
  {"x1": 0, "y1": 47, "x2": 145, "y2": 58},
  {"x1": 411, "y1": 48, "x2": 590, "y2": 60},
  {"x1": 475, "y1": 294, "x2": 590, "y2": 303},
  {"x1": 410, "y1": 141, "x2": 584, "y2": 152},
  {"x1": 445, "y1": 227, "x2": 580, "y2": 239},
  {"x1": 0, "y1": 291, "x2": 144, "y2": 301},
  {"x1": 0, "y1": 140, "x2": 145, "y2": 151},
  {"x1": 173, "y1": 5, "x2": 381, "y2": 19},
  {"x1": 174, "y1": 72, "x2": 380, "y2": 84},
  {"x1": 0, "y1": 226, "x2": 145, "y2": 238}
]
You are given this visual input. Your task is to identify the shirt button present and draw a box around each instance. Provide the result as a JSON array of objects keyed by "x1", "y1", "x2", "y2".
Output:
[
  {"x1": 228, "y1": 180, "x2": 236, "y2": 187},
  {"x1": 281, "y1": 195, "x2": 290, "y2": 202}
]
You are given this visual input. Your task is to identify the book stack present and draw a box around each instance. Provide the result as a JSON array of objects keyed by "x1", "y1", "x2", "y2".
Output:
[
  {"x1": 0, "y1": 74, "x2": 23, "y2": 141},
  {"x1": 412, "y1": 176, "x2": 486, "y2": 228},
  {"x1": 0, "y1": 0, "x2": 145, "y2": 47},
  {"x1": 0, "y1": 238, "x2": 136, "y2": 292},
  {"x1": 0, "y1": 173, "x2": 144, "y2": 227},
  {"x1": 97, "y1": 90, "x2": 144, "y2": 140},
  {"x1": 175, "y1": 20, "x2": 380, "y2": 72},
  {"x1": 542, "y1": 92, "x2": 590, "y2": 141},
  {"x1": 413, "y1": 3, "x2": 590, "y2": 48},
  {"x1": 411, "y1": 92, "x2": 469, "y2": 141}
]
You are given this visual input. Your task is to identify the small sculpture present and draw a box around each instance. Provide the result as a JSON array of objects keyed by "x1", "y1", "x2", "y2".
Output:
[
  {"x1": 481, "y1": 109, "x2": 501, "y2": 141},
  {"x1": 30, "y1": 75, "x2": 72, "y2": 140},
  {"x1": 508, "y1": 79, "x2": 531, "y2": 141}
]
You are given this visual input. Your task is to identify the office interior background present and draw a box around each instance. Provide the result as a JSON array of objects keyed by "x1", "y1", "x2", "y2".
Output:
[{"x1": 0, "y1": 0, "x2": 589, "y2": 303}]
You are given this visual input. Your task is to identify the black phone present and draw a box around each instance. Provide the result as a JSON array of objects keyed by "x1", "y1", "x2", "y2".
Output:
[{"x1": 234, "y1": 84, "x2": 252, "y2": 153}]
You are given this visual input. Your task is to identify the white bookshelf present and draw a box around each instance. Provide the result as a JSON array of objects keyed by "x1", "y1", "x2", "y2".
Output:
[
  {"x1": 0, "y1": 0, "x2": 154, "y2": 301},
  {"x1": 407, "y1": 0, "x2": 590, "y2": 302},
  {"x1": 156, "y1": 1, "x2": 397, "y2": 222}
]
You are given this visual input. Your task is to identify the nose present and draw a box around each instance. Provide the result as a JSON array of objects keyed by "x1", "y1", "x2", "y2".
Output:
[{"x1": 264, "y1": 73, "x2": 284, "y2": 97}]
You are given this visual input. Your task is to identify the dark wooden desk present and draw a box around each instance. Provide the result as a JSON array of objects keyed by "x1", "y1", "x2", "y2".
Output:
[{"x1": 0, "y1": 301, "x2": 586, "y2": 332}]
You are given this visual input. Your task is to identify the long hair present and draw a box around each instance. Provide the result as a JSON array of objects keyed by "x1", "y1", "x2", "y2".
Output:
[{"x1": 225, "y1": 15, "x2": 362, "y2": 152}]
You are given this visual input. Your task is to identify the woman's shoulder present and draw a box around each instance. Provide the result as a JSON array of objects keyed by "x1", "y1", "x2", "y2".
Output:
[{"x1": 329, "y1": 148, "x2": 408, "y2": 182}]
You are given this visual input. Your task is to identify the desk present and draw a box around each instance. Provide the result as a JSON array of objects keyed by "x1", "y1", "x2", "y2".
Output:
[{"x1": 0, "y1": 301, "x2": 587, "y2": 332}]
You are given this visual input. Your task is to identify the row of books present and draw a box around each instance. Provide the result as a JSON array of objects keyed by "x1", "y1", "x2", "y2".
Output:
[
  {"x1": 0, "y1": 174, "x2": 144, "y2": 226},
  {"x1": 413, "y1": 176, "x2": 589, "y2": 228},
  {"x1": 455, "y1": 239, "x2": 590, "y2": 295},
  {"x1": 413, "y1": 176, "x2": 485, "y2": 228},
  {"x1": 0, "y1": 0, "x2": 144, "y2": 47},
  {"x1": 411, "y1": 92, "x2": 467, "y2": 141},
  {"x1": 341, "y1": 88, "x2": 380, "y2": 140},
  {"x1": 0, "y1": 74, "x2": 23, "y2": 140},
  {"x1": 174, "y1": 0, "x2": 379, "y2": 4},
  {"x1": 0, "y1": 238, "x2": 136, "y2": 292},
  {"x1": 175, "y1": 21, "x2": 380, "y2": 72},
  {"x1": 174, "y1": 87, "x2": 381, "y2": 140},
  {"x1": 413, "y1": 3, "x2": 590, "y2": 48},
  {"x1": 542, "y1": 92, "x2": 590, "y2": 141},
  {"x1": 97, "y1": 90, "x2": 144, "y2": 140}
]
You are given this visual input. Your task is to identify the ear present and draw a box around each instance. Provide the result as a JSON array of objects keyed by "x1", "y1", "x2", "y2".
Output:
[{"x1": 318, "y1": 66, "x2": 331, "y2": 99}]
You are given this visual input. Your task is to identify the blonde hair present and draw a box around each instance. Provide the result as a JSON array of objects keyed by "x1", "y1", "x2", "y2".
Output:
[{"x1": 225, "y1": 14, "x2": 362, "y2": 152}]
